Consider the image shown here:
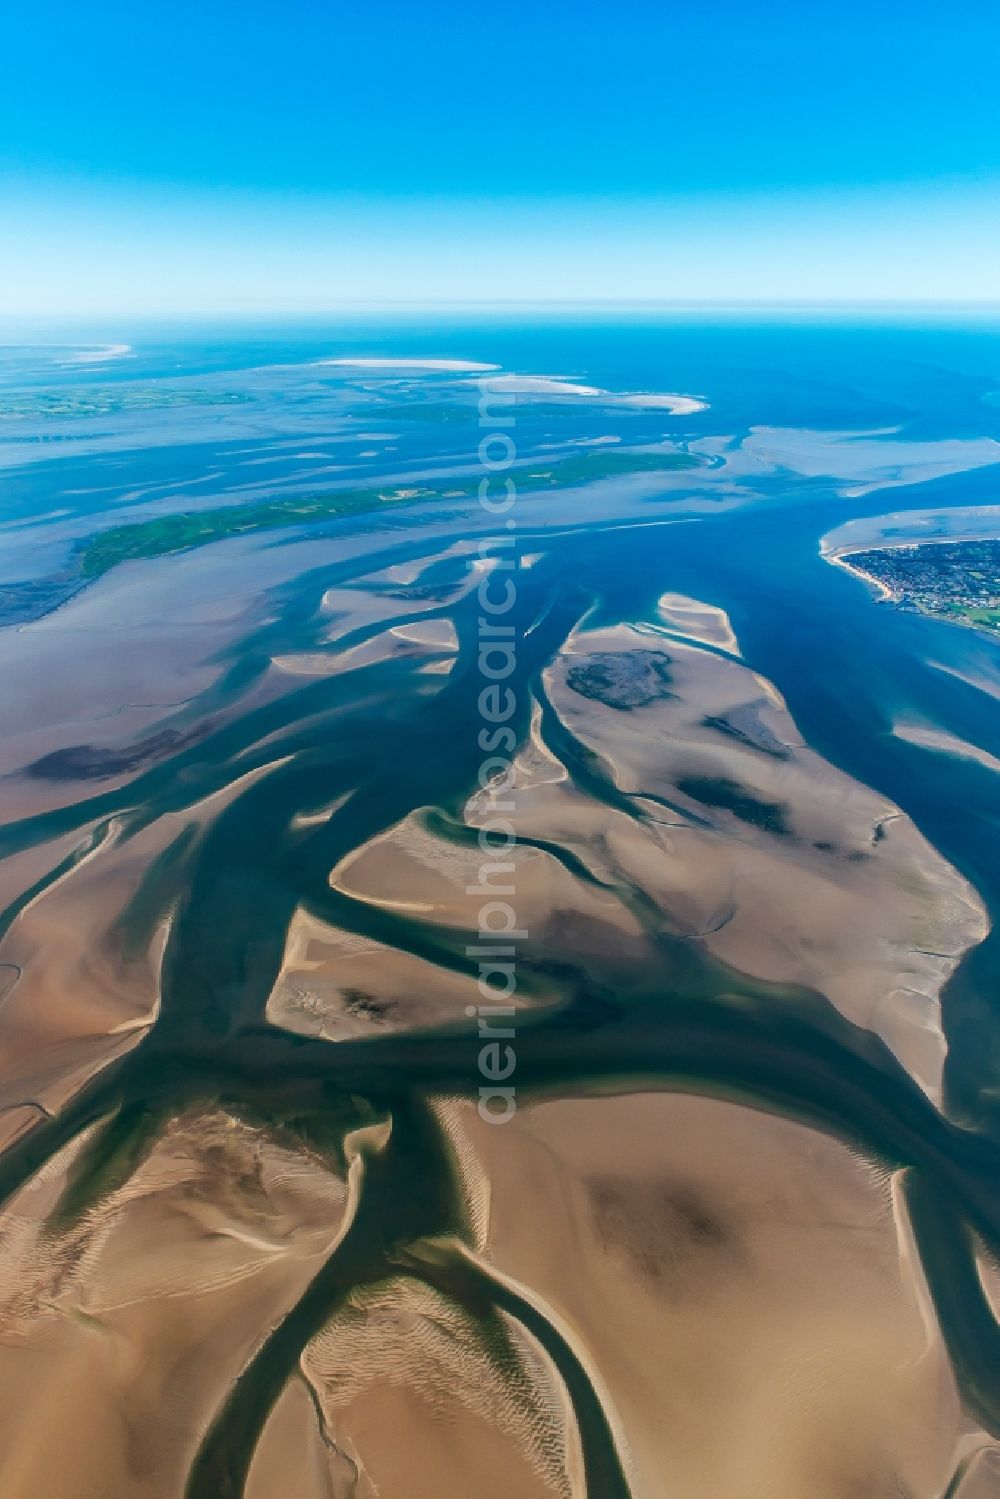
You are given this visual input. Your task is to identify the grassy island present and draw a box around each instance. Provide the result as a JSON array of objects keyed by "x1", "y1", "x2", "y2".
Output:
[{"x1": 79, "y1": 448, "x2": 700, "y2": 578}]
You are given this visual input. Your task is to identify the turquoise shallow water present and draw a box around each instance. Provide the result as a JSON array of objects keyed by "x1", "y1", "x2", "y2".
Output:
[{"x1": 2, "y1": 313, "x2": 1000, "y2": 1491}]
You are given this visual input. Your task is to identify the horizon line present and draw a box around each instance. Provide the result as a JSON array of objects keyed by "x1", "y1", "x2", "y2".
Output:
[{"x1": 3, "y1": 296, "x2": 1000, "y2": 327}]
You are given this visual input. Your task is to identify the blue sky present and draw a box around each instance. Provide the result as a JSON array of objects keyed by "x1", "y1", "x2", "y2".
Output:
[{"x1": 1, "y1": 0, "x2": 998, "y2": 313}]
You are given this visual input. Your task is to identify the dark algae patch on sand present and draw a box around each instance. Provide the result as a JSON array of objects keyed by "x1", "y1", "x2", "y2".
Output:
[
  {"x1": 676, "y1": 775, "x2": 792, "y2": 835},
  {"x1": 566, "y1": 650, "x2": 675, "y2": 709}
]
